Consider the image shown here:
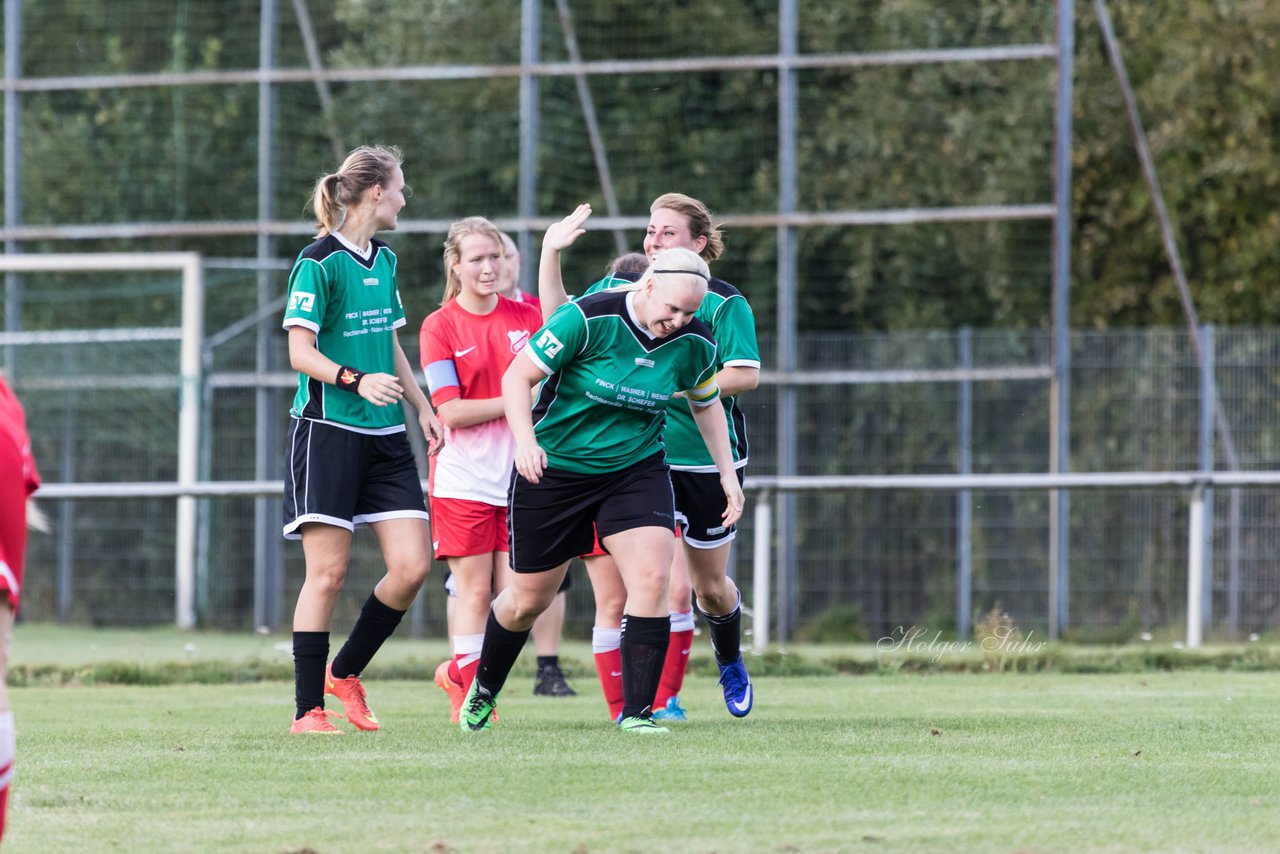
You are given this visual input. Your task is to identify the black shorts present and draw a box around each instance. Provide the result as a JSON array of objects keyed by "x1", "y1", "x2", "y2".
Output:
[
  {"x1": 671, "y1": 467, "x2": 745, "y2": 548},
  {"x1": 282, "y1": 418, "x2": 428, "y2": 540},
  {"x1": 508, "y1": 451, "x2": 674, "y2": 573},
  {"x1": 442, "y1": 566, "x2": 572, "y2": 596}
]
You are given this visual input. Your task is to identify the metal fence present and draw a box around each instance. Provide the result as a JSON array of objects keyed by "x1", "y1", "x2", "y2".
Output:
[
  {"x1": 7, "y1": 263, "x2": 1279, "y2": 641},
  {"x1": 6, "y1": 3, "x2": 1276, "y2": 641}
]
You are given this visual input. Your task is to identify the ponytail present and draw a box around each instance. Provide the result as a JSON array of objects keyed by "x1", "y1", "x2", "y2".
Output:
[{"x1": 307, "y1": 145, "x2": 403, "y2": 238}]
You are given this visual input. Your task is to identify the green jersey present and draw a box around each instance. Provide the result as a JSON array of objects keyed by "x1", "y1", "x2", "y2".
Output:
[
  {"x1": 584, "y1": 274, "x2": 760, "y2": 471},
  {"x1": 282, "y1": 233, "x2": 408, "y2": 432},
  {"x1": 525, "y1": 289, "x2": 720, "y2": 474}
]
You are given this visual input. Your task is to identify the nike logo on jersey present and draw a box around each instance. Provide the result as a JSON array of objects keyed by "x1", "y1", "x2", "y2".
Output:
[{"x1": 454, "y1": 346, "x2": 477, "y2": 358}]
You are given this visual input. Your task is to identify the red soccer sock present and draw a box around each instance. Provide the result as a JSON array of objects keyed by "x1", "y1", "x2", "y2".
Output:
[
  {"x1": 654, "y1": 626, "x2": 694, "y2": 708},
  {"x1": 452, "y1": 632, "x2": 484, "y2": 694},
  {"x1": 0, "y1": 710, "x2": 12, "y2": 844},
  {"x1": 593, "y1": 648, "x2": 624, "y2": 721},
  {"x1": 456, "y1": 653, "x2": 480, "y2": 694}
]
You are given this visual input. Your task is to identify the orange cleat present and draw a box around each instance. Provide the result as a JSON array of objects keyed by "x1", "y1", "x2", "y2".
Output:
[
  {"x1": 290, "y1": 707, "x2": 344, "y2": 735},
  {"x1": 434, "y1": 660, "x2": 466, "y2": 724},
  {"x1": 325, "y1": 663, "x2": 380, "y2": 731}
]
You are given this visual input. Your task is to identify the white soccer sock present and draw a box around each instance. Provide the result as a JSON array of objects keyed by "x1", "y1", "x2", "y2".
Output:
[
  {"x1": 0, "y1": 711, "x2": 14, "y2": 789},
  {"x1": 592, "y1": 626, "x2": 621, "y2": 654},
  {"x1": 669, "y1": 609, "x2": 695, "y2": 632},
  {"x1": 453, "y1": 633, "x2": 484, "y2": 669}
]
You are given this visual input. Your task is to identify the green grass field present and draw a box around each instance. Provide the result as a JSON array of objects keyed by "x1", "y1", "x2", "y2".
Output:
[{"x1": 6, "y1": 627, "x2": 1278, "y2": 853}]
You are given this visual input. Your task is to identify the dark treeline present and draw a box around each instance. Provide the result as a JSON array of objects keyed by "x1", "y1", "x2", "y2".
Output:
[{"x1": 4, "y1": 0, "x2": 1275, "y2": 335}]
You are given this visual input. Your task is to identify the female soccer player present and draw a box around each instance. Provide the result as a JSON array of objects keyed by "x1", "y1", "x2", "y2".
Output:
[
  {"x1": 420, "y1": 216, "x2": 543, "y2": 723},
  {"x1": 459, "y1": 217, "x2": 744, "y2": 734},
  {"x1": 0, "y1": 371, "x2": 40, "y2": 838},
  {"x1": 282, "y1": 144, "x2": 444, "y2": 734},
  {"x1": 543, "y1": 196, "x2": 761, "y2": 722}
]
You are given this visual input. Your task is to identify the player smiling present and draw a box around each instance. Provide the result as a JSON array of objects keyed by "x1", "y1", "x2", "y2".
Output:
[
  {"x1": 419, "y1": 217, "x2": 543, "y2": 722},
  {"x1": 459, "y1": 208, "x2": 744, "y2": 734}
]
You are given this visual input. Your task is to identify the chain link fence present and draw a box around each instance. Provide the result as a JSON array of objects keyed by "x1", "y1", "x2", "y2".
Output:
[{"x1": 7, "y1": 278, "x2": 1278, "y2": 640}]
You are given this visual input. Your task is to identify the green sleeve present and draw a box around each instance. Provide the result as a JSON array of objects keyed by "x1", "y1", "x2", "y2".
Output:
[
  {"x1": 526, "y1": 301, "x2": 588, "y2": 374},
  {"x1": 283, "y1": 259, "x2": 329, "y2": 330},
  {"x1": 710, "y1": 294, "x2": 761, "y2": 368}
]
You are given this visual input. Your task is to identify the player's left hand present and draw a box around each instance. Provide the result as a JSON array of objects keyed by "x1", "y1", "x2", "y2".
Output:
[
  {"x1": 720, "y1": 472, "x2": 745, "y2": 528},
  {"x1": 358, "y1": 372, "x2": 403, "y2": 407}
]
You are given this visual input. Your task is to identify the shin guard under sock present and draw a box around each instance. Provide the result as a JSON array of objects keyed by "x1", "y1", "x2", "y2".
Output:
[
  {"x1": 331, "y1": 592, "x2": 405, "y2": 678},
  {"x1": 695, "y1": 593, "x2": 743, "y2": 666},
  {"x1": 619, "y1": 614, "x2": 670, "y2": 719},
  {"x1": 654, "y1": 609, "x2": 695, "y2": 708},
  {"x1": 592, "y1": 626, "x2": 624, "y2": 721},
  {"x1": 293, "y1": 631, "x2": 329, "y2": 719},
  {"x1": 474, "y1": 609, "x2": 531, "y2": 697}
]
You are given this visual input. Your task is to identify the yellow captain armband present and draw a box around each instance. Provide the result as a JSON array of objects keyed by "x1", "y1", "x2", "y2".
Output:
[{"x1": 685, "y1": 377, "x2": 721, "y2": 407}]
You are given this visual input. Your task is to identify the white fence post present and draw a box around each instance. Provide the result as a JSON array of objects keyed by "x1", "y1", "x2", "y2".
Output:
[
  {"x1": 752, "y1": 490, "x2": 772, "y2": 652},
  {"x1": 1186, "y1": 484, "x2": 1205, "y2": 648},
  {"x1": 176, "y1": 253, "x2": 203, "y2": 629}
]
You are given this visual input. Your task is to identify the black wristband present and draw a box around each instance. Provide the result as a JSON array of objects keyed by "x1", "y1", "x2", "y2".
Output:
[{"x1": 335, "y1": 365, "x2": 366, "y2": 392}]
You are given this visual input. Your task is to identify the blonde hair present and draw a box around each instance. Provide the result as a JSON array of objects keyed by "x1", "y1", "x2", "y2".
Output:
[
  {"x1": 441, "y1": 216, "x2": 505, "y2": 304},
  {"x1": 498, "y1": 231, "x2": 521, "y2": 294},
  {"x1": 499, "y1": 231, "x2": 519, "y2": 258},
  {"x1": 650, "y1": 193, "x2": 725, "y2": 262},
  {"x1": 309, "y1": 145, "x2": 404, "y2": 238}
]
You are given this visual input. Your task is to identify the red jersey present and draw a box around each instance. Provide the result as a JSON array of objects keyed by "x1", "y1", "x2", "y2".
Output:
[
  {"x1": 514, "y1": 290, "x2": 542, "y2": 311},
  {"x1": 0, "y1": 375, "x2": 39, "y2": 610},
  {"x1": 0, "y1": 377, "x2": 38, "y2": 498},
  {"x1": 419, "y1": 296, "x2": 542, "y2": 505}
]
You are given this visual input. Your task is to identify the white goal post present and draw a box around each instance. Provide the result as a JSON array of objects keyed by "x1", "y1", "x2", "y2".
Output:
[{"x1": 0, "y1": 252, "x2": 203, "y2": 629}]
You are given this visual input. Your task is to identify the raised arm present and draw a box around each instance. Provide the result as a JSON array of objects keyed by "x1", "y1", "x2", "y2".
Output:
[{"x1": 537, "y1": 203, "x2": 593, "y2": 322}]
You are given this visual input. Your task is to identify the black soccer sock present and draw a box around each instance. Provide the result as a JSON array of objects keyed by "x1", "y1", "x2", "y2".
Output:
[
  {"x1": 695, "y1": 594, "x2": 743, "y2": 666},
  {"x1": 331, "y1": 592, "x2": 405, "y2": 679},
  {"x1": 619, "y1": 614, "x2": 670, "y2": 719},
  {"x1": 474, "y1": 608, "x2": 531, "y2": 697},
  {"x1": 293, "y1": 631, "x2": 329, "y2": 719},
  {"x1": 536, "y1": 655, "x2": 560, "y2": 674}
]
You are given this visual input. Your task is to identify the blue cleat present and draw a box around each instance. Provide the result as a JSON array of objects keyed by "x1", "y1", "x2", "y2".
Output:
[
  {"x1": 717, "y1": 655, "x2": 753, "y2": 718},
  {"x1": 651, "y1": 695, "x2": 688, "y2": 722}
]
